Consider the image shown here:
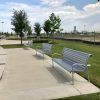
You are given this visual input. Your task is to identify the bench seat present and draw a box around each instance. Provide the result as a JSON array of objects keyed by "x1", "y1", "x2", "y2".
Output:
[{"x1": 53, "y1": 58, "x2": 87, "y2": 72}]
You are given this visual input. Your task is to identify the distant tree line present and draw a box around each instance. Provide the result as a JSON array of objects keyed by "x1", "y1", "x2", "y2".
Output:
[{"x1": 0, "y1": 32, "x2": 13, "y2": 36}]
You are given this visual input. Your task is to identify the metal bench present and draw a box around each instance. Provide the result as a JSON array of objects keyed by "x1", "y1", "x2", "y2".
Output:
[
  {"x1": 24, "y1": 40, "x2": 33, "y2": 47},
  {"x1": 36, "y1": 43, "x2": 52, "y2": 58},
  {"x1": 52, "y1": 47, "x2": 92, "y2": 85}
]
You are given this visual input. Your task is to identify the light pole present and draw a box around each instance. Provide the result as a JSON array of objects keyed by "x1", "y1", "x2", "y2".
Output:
[
  {"x1": 93, "y1": 31, "x2": 95, "y2": 45},
  {"x1": 93, "y1": 26, "x2": 95, "y2": 45},
  {"x1": 1, "y1": 21, "x2": 4, "y2": 34},
  {"x1": 84, "y1": 24, "x2": 86, "y2": 31},
  {"x1": 81, "y1": 25, "x2": 86, "y2": 41}
]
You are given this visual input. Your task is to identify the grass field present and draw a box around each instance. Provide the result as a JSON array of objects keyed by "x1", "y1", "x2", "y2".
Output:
[
  {"x1": 1, "y1": 44, "x2": 26, "y2": 49},
  {"x1": 53, "y1": 93, "x2": 100, "y2": 100}
]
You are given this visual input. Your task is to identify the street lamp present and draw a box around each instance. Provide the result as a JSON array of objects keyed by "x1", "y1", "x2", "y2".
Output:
[
  {"x1": 1, "y1": 21, "x2": 4, "y2": 33},
  {"x1": 84, "y1": 25, "x2": 86, "y2": 32}
]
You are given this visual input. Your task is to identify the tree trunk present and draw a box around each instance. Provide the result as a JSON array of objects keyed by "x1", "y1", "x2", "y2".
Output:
[
  {"x1": 21, "y1": 36, "x2": 23, "y2": 45},
  {"x1": 52, "y1": 32, "x2": 54, "y2": 43},
  {"x1": 37, "y1": 36, "x2": 40, "y2": 41},
  {"x1": 47, "y1": 32, "x2": 49, "y2": 41}
]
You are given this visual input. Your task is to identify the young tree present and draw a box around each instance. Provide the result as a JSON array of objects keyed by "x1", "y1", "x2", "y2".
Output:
[
  {"x1": 27, "y1": 26, "x2": 33, "y2": 36},
  {"x1": 49, "y1": 13, "x2": 61, "y2": 43},
  {"x1": 43, "y1": 19, "x2": 51, "y2": 40},
  {"x1": 34, "y1": 23, "x2": 41, "y2": 40},
  {"x1": 11, "y1": 10, "x2": 29, "y2": 45}
]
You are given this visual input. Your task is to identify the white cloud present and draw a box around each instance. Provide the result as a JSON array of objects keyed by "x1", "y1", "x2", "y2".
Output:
[
  {"x1": 40, "y1": 0, "x2": 67, "y2": 7},
  {"x1": 0, "y1": 1, "x2": 100, "y2": 32},
  {"x1": 84, "y1": 2, "x2": 100, "y2": 13}
]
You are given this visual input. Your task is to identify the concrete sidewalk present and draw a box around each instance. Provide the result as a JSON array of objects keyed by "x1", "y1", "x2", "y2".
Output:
[
  {"x1": 0, "y1": 46, "x2": 6, "y2": 55},
  {"x1": 0, "y1": 48, "x2": 99, "y2": 100},
  {"x1": 0, "y1": 46, "x2": 6, "y2": 80},
  {"x1": 0, "y1": 39, "x2": 28, "y2": 45}
]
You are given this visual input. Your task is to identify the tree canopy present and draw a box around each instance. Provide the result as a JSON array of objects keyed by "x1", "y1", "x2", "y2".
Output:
[
  {"x1": 34, "y1": 23, "x2": 41, "y2": 36},
  {"x1": 27, "y1": 26, "x2": 33, "y2": 36},
  {"x1": 43, "y1": 19, "x2": 51, "y2": 38},
  {"x1": 11, "y1": 10, "x2": 29, "y2": 44},
  {"x1": 49, "y1": 13, "x2": 61, "y2": 42}
]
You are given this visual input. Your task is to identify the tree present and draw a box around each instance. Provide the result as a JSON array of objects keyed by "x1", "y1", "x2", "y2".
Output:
[
  {"x1": 34, "y1": 23, "x2": 41, "y2": 40},
  {"x1": 43, "y1": 19, "x2": 51, "y2": 40},
  {"x1": 49, "y1": 13, "x2": 61, "y2": 43},
  {"x1": 11, "y1": 10, "x2": 29, "y2": 45},
  {"x1": 27, "y1": 26, "x2": 32, "y2": 36}
]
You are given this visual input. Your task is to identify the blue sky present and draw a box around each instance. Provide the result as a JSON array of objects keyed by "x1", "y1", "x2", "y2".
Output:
[
  {"x1": 0, "y1": 0, "x2": 39, "y2": 5},
  {"x1": 68, "y1": 0, "x2": 96, "y2": 9},
  {"x1": 0, "y1": 0, "x2": 100, "y2": 33}
]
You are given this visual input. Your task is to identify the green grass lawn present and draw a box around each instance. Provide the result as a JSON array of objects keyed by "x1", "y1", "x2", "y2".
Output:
[
  {"x1": 53, "y1": 93, "x2": 100, "y2": 100},
  {"x1": 1, "y1": 44, "x2": 26, "y2": 49},
  {"x1": 32, "y1": 40, "x2": 100, "y2": 100}
]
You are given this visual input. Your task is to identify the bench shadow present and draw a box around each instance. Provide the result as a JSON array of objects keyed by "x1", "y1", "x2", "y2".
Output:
[
  {"x1": 32, "y1": 54, "x2": 46, "y2": 60},
  {"x1": 46, "y1": 67, "x2": 68, "y2": 84}
]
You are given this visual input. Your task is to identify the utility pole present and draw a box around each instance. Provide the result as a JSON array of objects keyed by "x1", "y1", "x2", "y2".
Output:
[
  {"x1": 84, "y1": 25, "x2": 86, "y2": 32},
  {"x1": 1, "y1": 21, "x2": 4, "y2": 34}
]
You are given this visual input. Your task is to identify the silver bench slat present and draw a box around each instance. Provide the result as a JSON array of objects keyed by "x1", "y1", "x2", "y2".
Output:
[{"x1": 62, "y1": 48, "x2": 91, "y2": 65}]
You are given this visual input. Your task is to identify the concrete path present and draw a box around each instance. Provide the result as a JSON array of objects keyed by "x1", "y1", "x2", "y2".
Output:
[
  {"x1": 0, "y1": 39, "x2": 28, "y2": 45},
  {"x1": 0, "y1": 48, "x2": 99, "y2": 100},
  {"x1": 0, "y1": 46, "x2": 6, "y2": 80},
  {"x1": 0, "y1": 46, "x2": 6, "y2": 55}
]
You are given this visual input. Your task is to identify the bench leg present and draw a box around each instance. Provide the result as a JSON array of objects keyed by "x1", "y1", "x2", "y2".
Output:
[
  {"x1": 52, "y1": 58, "x2": 54, "y2": 68},
  {"x1": 43, "y1": 53, "x2": 45, "y2": 59},
  {"x1": 87, "y1": 69, "x2": 90, "y2": 82},
  {"x1": 36, "y1": 49, "x2": 37, "y2": 55},
  {"x1": 72, "y1": 72, "x2": 74, "y2": 85}
]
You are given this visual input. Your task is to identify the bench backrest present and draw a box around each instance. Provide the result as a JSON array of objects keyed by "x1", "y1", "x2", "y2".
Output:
[
  {"x1": 62, "y1": 48, "x2": 91, "y2": 66},
  {"x1": 42, "y1": 43, "x2": 52, "y2": 53},
  {"x1": 28, "y1": 40, "x2": 33, "y2": 47}
]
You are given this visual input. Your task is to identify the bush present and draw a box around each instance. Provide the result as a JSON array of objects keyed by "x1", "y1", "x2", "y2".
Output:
[{"x1": 33, "y1": 39, "x2": 48, "y2": 43}]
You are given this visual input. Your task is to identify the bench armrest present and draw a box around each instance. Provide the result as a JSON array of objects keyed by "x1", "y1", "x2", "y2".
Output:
[
  {"x1": 72, "y1": 63, "x2": 85, "y2": 67},
  {"x1": 71, "y1": 63, "x2": 86, "y2": 72},
  {"x1": 87, "y1": 64, "x2": 91, "y2": 67},
  {"x1": 73, "y1": 63, "x2": 91, "y2": 67}
]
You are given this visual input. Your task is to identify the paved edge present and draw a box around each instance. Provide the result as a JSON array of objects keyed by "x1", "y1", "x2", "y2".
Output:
[
  {"x1": 0, "y1": 65, "x2": 5, "y2": 80},
  {"x1": 0, "y1": 46, "x2": 6, "y2": 80}
]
